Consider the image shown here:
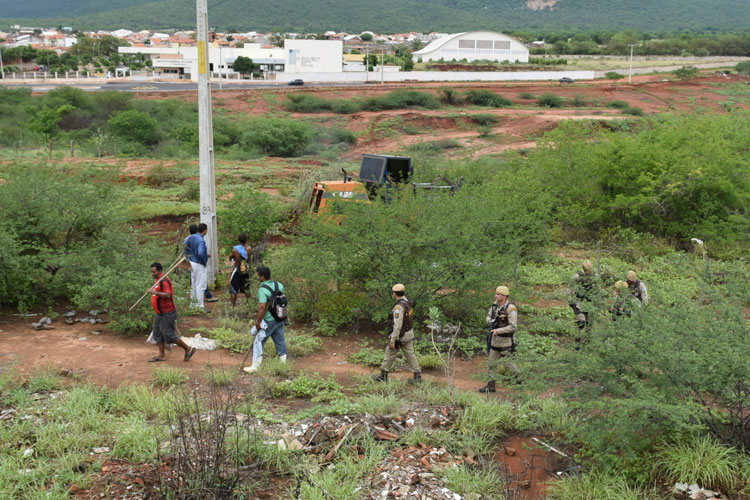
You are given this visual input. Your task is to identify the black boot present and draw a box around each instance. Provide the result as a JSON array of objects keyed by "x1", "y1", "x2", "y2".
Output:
[
  {"x1": 372, "y1": 369, "x2": 388, "y2": 382},
  {"x1": 408, "y1": 371, "x2": 422, "y2": 384},
  {"x1": 479, "y1": 380, "x2": 496, "y2": 393}
]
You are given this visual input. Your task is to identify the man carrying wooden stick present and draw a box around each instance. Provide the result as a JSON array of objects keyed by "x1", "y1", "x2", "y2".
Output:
[{"x1": 148, "y1": 262, "x2": 196, "y2": 363}]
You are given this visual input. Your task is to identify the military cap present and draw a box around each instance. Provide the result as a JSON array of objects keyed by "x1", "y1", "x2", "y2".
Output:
[
  {"x1": 627, "y1": 270, "x2": 637, "y2": 282},
  {"x1": 615, "y1": 280, "x2": 628, "y2": 290},
  {"x1": 495, "y1": 286, "x2": 510, "y2": 296},
  {"x1": 582, "y1": 260, "x2": 594, "y2": 272},
  {"x1": 392, "y1": 283, "x2": 405, "y2": 292}
]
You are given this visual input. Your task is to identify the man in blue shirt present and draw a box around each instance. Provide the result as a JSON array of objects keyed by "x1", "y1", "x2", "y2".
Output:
[
  {"x1": 244, "y1": 265, "x2": 287, "y2": 373},
  {"x1": 184, "y1": 223, "x2": 211, "y2": 311},
  {"x1": 183, "y1": 224, "x2": 217, "y2": 304}
]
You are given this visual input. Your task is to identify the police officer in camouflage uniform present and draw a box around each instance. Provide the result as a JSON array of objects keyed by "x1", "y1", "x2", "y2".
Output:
[
  {"x1": 479, "y1": 285, "x2": 519, "y2": 393},
  {"x1": 610, "y1": 280, "x2": 640, "y2": 320},
  {"x1": 626, "y1": 270, "x2": 649, "y2": 306},
  {"x1": 568, "y1": 260, "x2": 596, "y2": 348},
  {"x1": 373, "y1": 284, "x2": 422, "y2": 384}
]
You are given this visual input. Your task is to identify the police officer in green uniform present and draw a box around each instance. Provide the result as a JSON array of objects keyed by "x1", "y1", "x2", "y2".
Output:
[
  {"x1": 373, "y1": 284, "x2": 422, "y2": 384},
  {"x1": 479, "y1": 285, "x2": 519, "y2": 393}
]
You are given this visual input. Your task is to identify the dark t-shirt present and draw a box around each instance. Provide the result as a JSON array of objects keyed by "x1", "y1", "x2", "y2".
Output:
[{"x1": 151, "y1": 274, "x2": 176, "y2": 314}]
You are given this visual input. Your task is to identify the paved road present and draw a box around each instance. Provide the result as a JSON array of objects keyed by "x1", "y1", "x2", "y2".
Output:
[{"x1": 1, "y1": 80, "x2": 361, "y2": 92}]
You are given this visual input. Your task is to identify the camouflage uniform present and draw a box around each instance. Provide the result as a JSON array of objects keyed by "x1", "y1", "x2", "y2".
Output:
[
  {"x1": 381, "y1": 298, "x2": 421, "y2": 374},
  {"x1": 486, "y1": 301, "x2": 519, "y2": 377}
]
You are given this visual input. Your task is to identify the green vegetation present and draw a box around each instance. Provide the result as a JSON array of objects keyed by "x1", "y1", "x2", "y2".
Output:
[
  {"x1": 4, "y1": 0, "x2": 750, "y2": 32},
  {"x1": 151, "y1": 365, "x2": 189, "y2": 386},
  {"x1": 464, "y1": 89, "x2": 512, "y2": 108},
  {"x1": 537, "y1": 93, "x2": 564, "y2": 108},
  {"x1": 736, "y1": 60, "x2": 750, "y2": 75}
]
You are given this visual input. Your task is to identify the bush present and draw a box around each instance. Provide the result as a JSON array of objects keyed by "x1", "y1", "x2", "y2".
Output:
[
  {"x1": 518, "y1": 92, "x2": 535, "y2": 99},
  {"x1": 330, "y1": 128, "x2": 357, "y2": 144},
  {"x1": 362, "y1": 90, "x2": 441, "y2": 111},
  {"x1": 107, "y1": 109, "x2": 160, "y2": 145},
  {"x1": 655, "y1": 436, "x2": 740, "y2": 491},
  {"x1": 465, "y1": 89, "x2": 512, "y2": 107},
  {"x1": 623, "y1": 106, "x2": 644, "y2": 116},
  {"x1": 349, "y1": 347, "x2": 384, "y2": 367},
  {"x1": 439, "y1": 87, "x2": 461, "y2": 105},
  {"x1": 272, "y1": 373, "x2": 343, "y2": 401},
  {"x1": 217, "y1": 186, "x2": 282, "y2": 247},
  {"x1": 471, "y1": 114, "x2": 500, "y2": 127},
  {"x1": 608, "y1": 100, "x2": 630, "y2": 109},
  {"x1": 145, "y1": 163, "x2": 187, "y2": 187},
  {"x1": 537, "y1": 93, "x2": 564, "y2": 108},
  {"x1": 736, "y1": 60, "x2": 750, "y2": 76},
  {"x1": 605, "y1": 72, "x2": 626, "y2": 80},
  {"x1": 240, "y1": 117, "x2": 314, "y2": 156}
]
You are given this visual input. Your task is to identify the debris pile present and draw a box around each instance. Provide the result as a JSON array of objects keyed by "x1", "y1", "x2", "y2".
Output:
[
  {"x1": 365, "y1": 444, "x2": 469, "y2": 500},
  {"x1": 30, "y1": 310, "x2": 109, "y2": 329},
  {"x1": 673, "y1": 483, "x2": 723, "y2": 500},
  {"x1": 181, "y1": 333, "x2": 220, "y2": 351}
]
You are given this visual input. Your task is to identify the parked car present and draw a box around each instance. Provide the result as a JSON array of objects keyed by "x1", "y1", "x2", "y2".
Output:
[
  {"x1": 559, "y1": 77, "x2": 575, "y2": 84},
  {"x1": 288, "y1": 79, "x2": 304, "y2": 86}
]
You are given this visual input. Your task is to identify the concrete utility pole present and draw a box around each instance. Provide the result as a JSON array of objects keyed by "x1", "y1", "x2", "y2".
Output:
[
  {"x1": 628, "y1": 44, "x2": 636, "y2": 84},
  {"x1": 0, "y1": 48, "x2": 5, "y2": 80},
  {"x1": 380, "y1": 43, "x2": 384, "y2": 84},
  {"x1": 365, "y1": 43, "x2": 369, "y2": 82},
  {"x1": 196, "y1": 0, "x2": 218, "y2": 284}
]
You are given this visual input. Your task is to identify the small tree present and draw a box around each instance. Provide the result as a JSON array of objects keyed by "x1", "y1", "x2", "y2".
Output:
[
  {"x1": 232, "y1": 56, "x2": 257, "y2": 78},
  {"x1": 674, "y1": 65, "x2": 699, "y2": 81},
  {"x1": 365, "y1": 54, "x2": 378, "y2": 71},
  {"x1": 605, "y1": 71, "x2": 625, "y2": 81},
  {"x1": 29, "y1": 104, "x2": 74, "y2": 158},
  {"x1": 360, "y1": 32, "x2": 373, "y2": 42}
]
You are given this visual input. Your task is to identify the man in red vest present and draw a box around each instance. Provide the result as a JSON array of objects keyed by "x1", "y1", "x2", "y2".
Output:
[{"x1": 148, "y1": 262, "x2": 197, "y2": 363}]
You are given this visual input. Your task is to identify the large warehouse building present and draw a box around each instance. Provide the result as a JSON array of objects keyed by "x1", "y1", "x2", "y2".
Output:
[{"x1": 413, "y1": 31, "x2": 529, "y2": 63}]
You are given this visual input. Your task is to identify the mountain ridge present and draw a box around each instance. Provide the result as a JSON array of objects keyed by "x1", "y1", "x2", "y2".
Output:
[{"x1": 1, "y1": 0, "x2": 749, "y2": 32}]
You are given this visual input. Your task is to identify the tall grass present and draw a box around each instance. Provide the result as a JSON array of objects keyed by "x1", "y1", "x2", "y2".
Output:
[{"x1": 655, "y1": 436, "x2": 740, "y2": 490}]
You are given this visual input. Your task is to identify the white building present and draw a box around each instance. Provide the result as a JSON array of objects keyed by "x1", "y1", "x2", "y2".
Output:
[
  {"x1": 284, "y1": 39, "x2": 342, "y2": 74},
  {"x1": 119, "y1": 44, "x2": 285, "y2": 80},
  {"x1": 119, "y1": 40, "x2": 344, "y2": 80},
  {"x1": 413, "y1": 30, "x2": 529, "y2": 63}
]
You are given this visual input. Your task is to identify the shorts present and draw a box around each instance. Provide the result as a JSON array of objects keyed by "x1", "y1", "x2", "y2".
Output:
[
  {"x1": 229, "y1": 269, "x2": 249, "y2": 295},
  {"x1": 153, "y1": 310, "x2": 179, "y2": 344}
]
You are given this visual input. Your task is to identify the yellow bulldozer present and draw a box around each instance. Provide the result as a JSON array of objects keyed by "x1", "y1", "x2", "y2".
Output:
[{"x1": 308, "y1": 154, "x2": 462, "y2": 215}]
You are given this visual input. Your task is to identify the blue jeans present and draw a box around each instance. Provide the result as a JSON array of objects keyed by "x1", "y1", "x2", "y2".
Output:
[{"x1": 253, "y1": 319, "x2": 286, "y2": 363}]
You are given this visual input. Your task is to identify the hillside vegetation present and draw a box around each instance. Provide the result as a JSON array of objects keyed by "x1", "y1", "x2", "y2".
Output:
[{"x1": 2, "y1": 0, "x2": 750, "y2": 31}]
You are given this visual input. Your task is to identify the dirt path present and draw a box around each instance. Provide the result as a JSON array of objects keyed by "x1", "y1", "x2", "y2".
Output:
[{"x1": 0, "y1": 310, "x2": 497, "y2": 393}]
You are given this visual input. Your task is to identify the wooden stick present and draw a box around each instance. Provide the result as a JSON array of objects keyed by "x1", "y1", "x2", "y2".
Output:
[
  {"x1": 531, "y1": 437, "x2": 569, "y2": 458},
  {"x1": 128, "y1": 256, "x2": 186, "y2": 312}
]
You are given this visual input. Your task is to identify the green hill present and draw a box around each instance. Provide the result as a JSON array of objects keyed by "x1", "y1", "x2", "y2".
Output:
[{"x1": 1, "y1": 0, "x2": 749, "y2": 32}]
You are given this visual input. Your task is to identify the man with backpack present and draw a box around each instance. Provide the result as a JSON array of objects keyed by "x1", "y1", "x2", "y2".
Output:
[
  {"x1": 372, "y1": 284, "x2": 422, "y2": 384},
  {"x1": 244, "y1": 265, "x2": 287, "y2": 373},
  {"x1": 228, "y1": 233, "x2": 251, "y2": 307}
]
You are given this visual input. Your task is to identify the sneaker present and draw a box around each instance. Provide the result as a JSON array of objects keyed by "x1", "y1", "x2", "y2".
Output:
[{"x1": 243, "y1": 364, "x2": 260, "y2": 373}]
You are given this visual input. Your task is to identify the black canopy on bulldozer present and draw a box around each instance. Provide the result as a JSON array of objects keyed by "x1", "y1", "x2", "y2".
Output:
[{"x1": 359, "y1": 154, "x2": 413, "y2": 186}]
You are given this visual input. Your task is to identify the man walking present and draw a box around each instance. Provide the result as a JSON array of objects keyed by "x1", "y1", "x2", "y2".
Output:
[
  {"x1": 568, "y1": 260, "x2": 597, "y2": 347},
  {"x1": 373, "y1": 284, "x2": 422, "y2": 384},
  {"x1": 479, "y1": 285, "x2": 518, "y2": 393},
  {"x1": 147, "y1": 262, "x2": 196, "y2": 363},
  {"x1": 626, "y1": 270, "x2": 649, "y2": 306},
  {"x1": 185, "y1": 223, "x2": 211, "y2": 311},
  {"x1": 244, "y1": 266, "x2": 287, "y2": 373},
  {"x1": 229, "y1": 233, "x2": 251, "y2": 307}
]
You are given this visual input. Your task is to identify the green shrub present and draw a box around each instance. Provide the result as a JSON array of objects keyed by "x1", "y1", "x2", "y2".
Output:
[
  {"x1": 240, "y1": 117, "x2": 314, "y2": 157},
  {"x1": 407, "y1": 139, "x2": 462, "y2": 153},
  {"x1": 218, "y1": 186, "x2": 282, "y2": 247},
  {"x1": 151, "y1": 366, "x2": 189, "y2": 387},
  {"x1": 623, "y1": 106, "x2": 644, "y2": 116},
  {"x1": 207, "y1": 326, "x2": 250, "y2": 354},
  {"x1": 470, "y1": 113, "x2": 500, "y2": 127},
  {"x1": 362, "y1": 90, "x2": 441, "y2": 111},
  {"x1": 655, "y1": 436, "x2": 740, "y2": 491},
  {"x1": 285, "y1": 330, "x2": 323, "y2": 357},
  {"x1": 272, "y1": 373, "x2": 343, "y2": 401},
  {"x1": 145, "y1": 163, "x2": 186, "y2": 187},
  {"x1": 283, "y1": 93, "x2": 334, "y2": 113},
  {"x1": 605, "y1": 72, "x2": 626, "y2": 80},
  {"x1": 518, "y1": 92, "x2": 535, "y2": 99},
  {"x1": 331, "y1": 128, "x2": 357, "y2": 144},
  {"x1": 439, "y1": 87, "x2": 461, "y2": 105},
  {"x1": 537, "y1": 93, "x2": 564, "y2": 108},
  {"x1": 736, "y1": 61, "x2": 750, "y2": 76},
  {"x1": 416, "y1": 353, "x2": 441, "y2": 370},
  {"x1": 107, "y1": 109, "x2": 160, "y2": 145},
  {"x1": 465, "y1": 89, "x2": 512, "y2": 107},
  {"x1": 349, "y1": 347, "x2": 384, "y2": 367},
  {"x1": 608, "y1": 100, "x2": 630, "y2": 109}
]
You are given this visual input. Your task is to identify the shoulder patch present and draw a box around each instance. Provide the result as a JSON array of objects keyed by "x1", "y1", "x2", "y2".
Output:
[
  {"x1": 508, "y1": 305, "x2": 517, "y2": 312},
  {"x1": 394, "y1": 311, "x2": 400, "y2": 319}
]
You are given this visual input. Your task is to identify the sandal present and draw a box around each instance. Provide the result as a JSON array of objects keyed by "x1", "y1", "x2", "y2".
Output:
[
  {"x1": 184, "y1": 347, "x2": 197, "y2": 362},
  {"x1": 148, "y1": 357, "x2": 166, "y2": 362}
]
